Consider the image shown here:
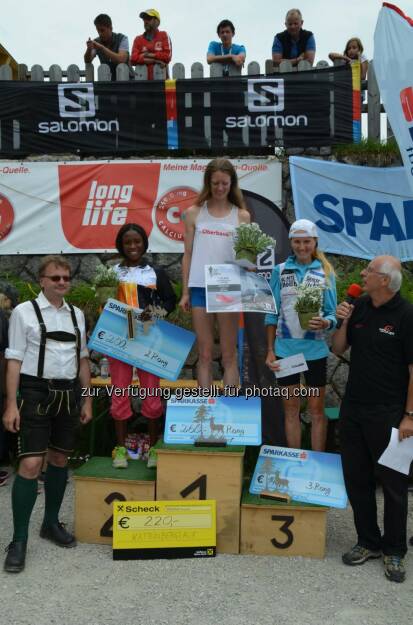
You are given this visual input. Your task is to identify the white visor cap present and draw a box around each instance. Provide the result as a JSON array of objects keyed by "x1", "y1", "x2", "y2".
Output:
[{"x1": 289, "y1": 219, "x2": 318, "y2": 239}]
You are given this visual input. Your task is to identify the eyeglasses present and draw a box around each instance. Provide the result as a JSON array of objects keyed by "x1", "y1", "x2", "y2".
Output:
[
  {"x1": 365, "y1": 267, "x2": 386, "y2": 276},
  {"x1": 42, "y1": 275, "x2": 71, "y2": 283}
]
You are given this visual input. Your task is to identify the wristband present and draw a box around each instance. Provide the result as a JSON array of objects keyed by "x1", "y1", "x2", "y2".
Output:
[{"x1": 404, "y1": 410, "x2": 413, "y2": 418}]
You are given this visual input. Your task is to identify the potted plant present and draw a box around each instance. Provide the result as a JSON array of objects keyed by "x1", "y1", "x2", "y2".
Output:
[
  {"x1": 294, "y1": 284, "x2": 324, "y2": 330},
  {"x1": 233, "y1": 223, "x2": 276, "y2": 268},
  {"x1": 92, "y1": 265, "x2": 119, "y2": 306}
]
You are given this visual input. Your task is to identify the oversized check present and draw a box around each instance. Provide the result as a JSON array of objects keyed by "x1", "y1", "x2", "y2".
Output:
[
  {"x1": 250, "y1": 445, "x2": 348, "y2": 509},
  {"x1": 88, "y1": 299, "x2": 195, "y2": 381},
  {"x1": 164, "y1": 395, "x2": 261, "y2": 445},
  {"x1": 113, "y1": 500, "x2": 216, "y2": 559},
  {"x1": 205, "y1": 264, "x2": 276, "y2": 313}
]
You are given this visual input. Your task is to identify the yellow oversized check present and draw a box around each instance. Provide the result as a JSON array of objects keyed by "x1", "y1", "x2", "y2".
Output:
[{"x1": 113, "y1": 500, "x2": 216, "y2": 560}]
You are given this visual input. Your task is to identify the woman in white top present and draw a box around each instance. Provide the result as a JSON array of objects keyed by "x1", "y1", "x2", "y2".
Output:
[{"x1": 180, "y1": 158, "x2": 250, "y2": 387}]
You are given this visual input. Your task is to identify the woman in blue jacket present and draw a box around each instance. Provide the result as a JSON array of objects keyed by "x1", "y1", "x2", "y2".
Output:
[{"x1": 265, "y1": 219, "x2": 337, "y2": 451}]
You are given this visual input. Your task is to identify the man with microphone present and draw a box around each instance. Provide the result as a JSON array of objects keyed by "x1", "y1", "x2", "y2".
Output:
[{"x1": 332, "y1": 255, "x2": 413, "y2": 583}]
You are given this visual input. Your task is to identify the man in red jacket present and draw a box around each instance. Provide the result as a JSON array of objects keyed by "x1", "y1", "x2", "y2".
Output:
[{"x1": 131, "y1": 9, "x2": 172, "y2": 79}]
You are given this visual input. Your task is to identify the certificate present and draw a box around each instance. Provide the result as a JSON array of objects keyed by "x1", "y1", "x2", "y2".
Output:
[
  {"x1": 113, "y1": 499, "x2": 216, "y2": 560},
  {"x1": 205, "y1": 264, "x2": 276, "y2": 313},
  {"x1": 250, "y1": 445, "x2": 348, "y2": 509},
  {"x1": 88, "y1": 299, "x2": 195, "y2": 381},
  {"x1": 275, "y1": 353, "x2": 308, "y2": 379}
]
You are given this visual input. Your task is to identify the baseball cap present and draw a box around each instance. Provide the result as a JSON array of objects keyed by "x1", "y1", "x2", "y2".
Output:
[
  {"x1": 139, "y1": 9, "x2": 161, "y2": 20},
  {"x1": 289, "y1": 219, "x2": 318, "y2": 238}
]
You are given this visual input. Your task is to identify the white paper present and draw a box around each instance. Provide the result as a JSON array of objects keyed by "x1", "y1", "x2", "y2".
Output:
[
  {"x1": 275, "y1": 353, "x2": 308, "y2": 379},
  {"x1": 378, "y1": 427, "x2": 413, "y2": 475}
]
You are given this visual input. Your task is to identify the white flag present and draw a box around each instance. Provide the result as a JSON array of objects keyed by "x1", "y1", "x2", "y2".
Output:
[{"x1": 374, "y1": 3, "x2": 413, "y2": 195}]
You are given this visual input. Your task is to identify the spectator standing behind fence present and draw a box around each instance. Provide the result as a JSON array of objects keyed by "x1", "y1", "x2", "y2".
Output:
[
  {"x1": 329, "y1": 37, "x2": 368, "y2": 80},
  {"x1": 272, "y1": 8, "x2": 315, "y2": 67},
  {"x1": 130, "y1": 9, "x2": 172, "y2": 79},
  {"x1": 265, "y1": 220, "x2": 337, "y2": 452},
  {"x1": 207, "y1": 19, "x2": 246, "y2": 75},
  {"x1": 84, "y1": 14, "x2": 130, "y2": 81},
  {"x1": 180, "y1": 159, "x2": 250, "y2": 388}
]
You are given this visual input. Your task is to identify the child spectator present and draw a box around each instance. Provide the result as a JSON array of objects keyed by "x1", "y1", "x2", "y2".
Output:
[
  {"x1": 207, "y1": 19, "x2": 246, "y2": 76},
  {"x1": 131, "y1": 9, "x2": 172, "y2": 79},
  {"x1": 272, "y1": 8, "x2": 315, "y2": 67},
  {"x1": 329, "y1": 37, "x2": 368, "y2": 80}
]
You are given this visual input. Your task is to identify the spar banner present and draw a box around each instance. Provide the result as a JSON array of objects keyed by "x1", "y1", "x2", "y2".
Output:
[
  {"x1": 374, "y1": 4, "x2": 413, "y2": 195},
  {"x1": 290, "y1": 156, "x2": 413, "y2": 261},
  {"x1": 0, "y1": 159, "x2": 287, "y2": 254},
  {"x1": 0, "y1": 67, "x2": 354, "y2": 155}
]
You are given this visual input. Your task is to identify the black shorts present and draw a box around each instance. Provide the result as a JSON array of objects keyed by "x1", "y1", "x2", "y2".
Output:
[
  {"x1": 276, "y1": 356, "x2": 327, "y2": 388},
  {"x1": 17, "y1": 374, "x2": 81, "y2": 458}
]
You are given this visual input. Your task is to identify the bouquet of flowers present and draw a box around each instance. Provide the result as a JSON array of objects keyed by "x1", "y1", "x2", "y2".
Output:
[
  {"x1": 92, "y1": 265, "x2": 119, "y2": 305},
  {"x1": 233, "y1": 222, "x2": 276, "y2": 268},
  {"x1": 294, "y1": 284, "x2": 324, "y2": 330}
]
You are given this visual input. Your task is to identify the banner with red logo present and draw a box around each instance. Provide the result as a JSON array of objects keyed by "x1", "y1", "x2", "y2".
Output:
[
  {"x1": 374, "y1": 3, "x2": 413, "y2": 195},
  {"x1": 0, "y1": 159, "x2": 282, "y2": 254}
]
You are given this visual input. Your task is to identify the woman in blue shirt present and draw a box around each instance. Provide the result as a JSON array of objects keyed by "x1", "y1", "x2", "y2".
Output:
[{"x1": 265, "y1": 219, "x2": 337, "y2": 451}]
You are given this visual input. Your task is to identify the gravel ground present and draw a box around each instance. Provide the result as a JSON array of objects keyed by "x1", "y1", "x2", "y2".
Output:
[{"x1": 0, "y1": 472, "x2": 412, "y2": 625}]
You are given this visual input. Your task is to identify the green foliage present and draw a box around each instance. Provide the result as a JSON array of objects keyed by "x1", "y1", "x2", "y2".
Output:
[
  {"x1": 0, "y1": 275, "x2": 40, "y2": 302},
  {"x1": 65, "y1": 282, "x2": 100, "y2": 321},
  {"x1": 333, "y1": 139, "x2": 401, "y2": 166}
]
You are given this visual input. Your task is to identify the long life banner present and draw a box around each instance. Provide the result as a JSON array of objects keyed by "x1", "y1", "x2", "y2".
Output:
[
  {"x1": 290, "y1": 156, "x2": 413, "y2": 260},
  {"x1": 0, "y1": 66, "x2": 355, "y2": 155},
  {"x1": 0, "y1": 158, "x2": 283, "y2": 254}
]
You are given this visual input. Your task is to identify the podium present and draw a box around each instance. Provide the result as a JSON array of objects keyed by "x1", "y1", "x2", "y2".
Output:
[
  {"x1": 155, "y1": 442, "x2": 245, "y2": 554},
  {"x1": 74, "y1": 457, "x2": 155, "y2": 545},
  {"x1": 240, "y1": 490, "x2": 328, "y2": 558}
]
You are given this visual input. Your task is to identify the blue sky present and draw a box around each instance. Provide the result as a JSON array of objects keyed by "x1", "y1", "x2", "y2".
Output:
[{"x1": 1, "y1": 0, "x2": 410, "y2": 73}]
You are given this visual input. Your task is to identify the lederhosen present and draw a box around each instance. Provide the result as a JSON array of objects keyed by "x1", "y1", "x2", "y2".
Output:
[{"x1": 17, "y1": 301, "x2": 82, "y2": 457}]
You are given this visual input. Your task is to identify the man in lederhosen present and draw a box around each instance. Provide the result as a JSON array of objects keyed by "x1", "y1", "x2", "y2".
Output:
[{"x1": 3, "y1": 255, "x2": 92, "y2": 573}]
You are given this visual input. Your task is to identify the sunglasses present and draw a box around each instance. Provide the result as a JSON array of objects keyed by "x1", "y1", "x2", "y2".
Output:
[{"x1": 42, "y1": 275, "x2": 71, "y2": 283}]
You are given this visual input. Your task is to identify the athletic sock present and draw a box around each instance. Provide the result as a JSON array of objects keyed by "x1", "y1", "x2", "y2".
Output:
[
  {"x1": 43, "y1": 463, "x2": 68, "y2": 527},
  {"x1": 12, "y1": 474, "x2": 38, "y2": 542}
]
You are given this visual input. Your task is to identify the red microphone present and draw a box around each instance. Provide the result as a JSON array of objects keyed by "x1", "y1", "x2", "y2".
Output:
[{"x1": 336, "y1": 283, "x2": 363, "y2": 329}]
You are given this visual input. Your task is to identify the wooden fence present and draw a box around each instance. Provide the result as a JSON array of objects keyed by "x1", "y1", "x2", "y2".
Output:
[{"x1": 0, "y1": 58, "x2": 385, "y2": 142}]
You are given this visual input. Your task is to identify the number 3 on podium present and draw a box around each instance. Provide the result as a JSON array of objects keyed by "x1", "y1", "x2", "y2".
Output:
[{"x1": 271, "y1": 515, "x2": 294, "y2": 549}]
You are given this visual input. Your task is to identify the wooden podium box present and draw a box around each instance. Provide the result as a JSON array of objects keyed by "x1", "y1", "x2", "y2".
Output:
[
  {"x1": 155, "y1": 442, "x2": 245, "y2": 554},
  {"x1": 73, "y1": 457, "x2": 155, "y2": 545},
  {"x1": 240, "y1": 490, "x2": 328, "y2": 559}
]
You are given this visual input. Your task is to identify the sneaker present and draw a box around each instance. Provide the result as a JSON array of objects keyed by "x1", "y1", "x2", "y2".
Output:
[
  {"x1": 146, "y1": 447, "x2": 157, "y2": 469},
  {"x1": 383, "y1": 555, "x2": 406, "y2": 583},
  {"x1": 342, "y1": 544, "x2": 381, "y2": 566},
  {"x1": 112, "y1": 446, "x2": 128, "y2": 469}
]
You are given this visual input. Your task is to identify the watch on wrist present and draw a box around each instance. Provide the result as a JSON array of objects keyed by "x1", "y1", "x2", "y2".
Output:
[{"x1": 404, "y1": 410, "x2": 413, "y2": 418}]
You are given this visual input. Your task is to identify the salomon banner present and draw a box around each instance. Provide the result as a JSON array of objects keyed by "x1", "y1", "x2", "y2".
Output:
[
  {"x1": 0, "y1": 66, "x2": 354, "y2": 155},
  {"x1": 374, "y1": 4, "x2": 413, "y2": 196},
  {"x1": 290, "y1": 156, "x2": 413, "y2": 260},
  {"x1": 0, "y1": 159, "x2": 287, "y2": 254}
]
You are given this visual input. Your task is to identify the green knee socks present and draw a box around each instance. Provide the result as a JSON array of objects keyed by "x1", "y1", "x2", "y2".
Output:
[
  {"x1": 12, "y1": 474, "x2": 38, "y2": 542},
  {"x1": 43, "y1": 463, "x2": 68, "y2": 528}
]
